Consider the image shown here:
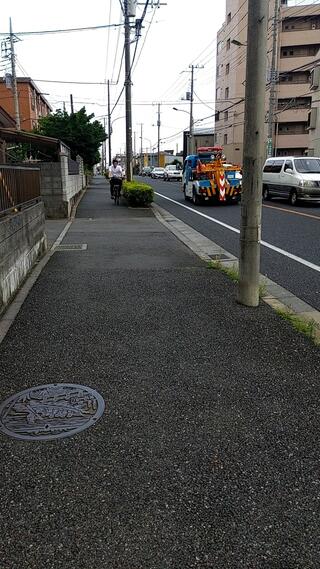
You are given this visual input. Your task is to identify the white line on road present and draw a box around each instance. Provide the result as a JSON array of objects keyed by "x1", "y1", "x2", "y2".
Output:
[{"x1": 155, "y1": 192, "x2": 320, "y2": 274}]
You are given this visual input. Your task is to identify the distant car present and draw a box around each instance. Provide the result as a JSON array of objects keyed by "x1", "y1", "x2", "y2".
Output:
[
  {"x1": 141, "y1": 166, "x2": 152, "y2": 176},
  {"x1": 151, "y1": 167, "x2": 165, "y2": 179},
  {"x1": 164, "y1": 165, "x2": 182, "y2": 181}
]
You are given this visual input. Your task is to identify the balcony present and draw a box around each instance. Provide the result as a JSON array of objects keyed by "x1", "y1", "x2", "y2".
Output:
[
  {"x1": 277, "y1": 108, "x2": 309, "y2": 123},
  {"x1": 277, "y1": 83, "x2": 311, "y2": 98},
  {"x1": 275, "y1": 133, "x2": 309, "y2": 149},
  {"x1": 280, "y1": 29, "x2": 320, "y2": 48},
  {"x1": 279, "y1": 55, "x2": 317, "y2": 73}
]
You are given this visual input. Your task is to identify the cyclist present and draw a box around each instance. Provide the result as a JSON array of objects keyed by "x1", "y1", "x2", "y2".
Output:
[{"x1": 109, "y1": 158, "x2": 123, "y2": 199}]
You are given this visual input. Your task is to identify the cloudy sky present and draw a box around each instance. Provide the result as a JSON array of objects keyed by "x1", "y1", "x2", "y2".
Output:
[
  {"x1": 0, "y1": 0, "x2": 225, "y2": 158},
  {"x1": 1, "y1": 0, "x2": 315, "y2": 160}
]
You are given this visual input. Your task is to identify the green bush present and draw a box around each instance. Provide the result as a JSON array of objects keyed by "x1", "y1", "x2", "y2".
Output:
[{"x1": 122, "y1": 181, "x2": 154, "y2": 207}]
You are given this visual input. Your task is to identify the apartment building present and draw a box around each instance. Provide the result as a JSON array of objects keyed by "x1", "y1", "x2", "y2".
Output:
[
  {"x1": 0, "y1": 77, "x2": 52, "y2": 131},
  {"x1": 215, "y1": 0, "x2": 320, "y2": 164}
]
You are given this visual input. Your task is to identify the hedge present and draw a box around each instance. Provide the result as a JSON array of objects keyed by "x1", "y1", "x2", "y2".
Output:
[{"x1": 122, "y1": 181, "x2": 154, "y2": 207}]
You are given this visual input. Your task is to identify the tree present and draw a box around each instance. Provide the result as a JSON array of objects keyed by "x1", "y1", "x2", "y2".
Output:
[{"x1": 35, "y1": 107, "x2": 107, "y2": 169}]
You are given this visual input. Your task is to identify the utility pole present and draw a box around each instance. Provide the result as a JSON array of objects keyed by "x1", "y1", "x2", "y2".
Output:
[
  {"x1": 189, "y1": 65, "x2": 195, "y2": 155},
  {"x1": 138, "y1": 122, "x2": 143, "y2": 172},
  {"x1": 267, "y1": 0, "x2": 280, "y2": 158},
  {"x1": 107, "y1": 80, "x2": 112, "y2": 166},
  {"x1": 157, "y1": 103, "x2": 161, "y2": 166},
  {"x1": 238, "y1": 0, "x2": 268, "y2": 307},
  {"x1": 70, "y1": 94, "x2": 74, "y2": 114},
  {"x1": 102, "y1": 117, "x2": 106, "y2": 172},
  {"x1": 9, "y1": 18, "x2": 20, "y2": 130},
  {"x1": 124, "y1": 0, "x2": 133, "y2": 181},
  {"x1": 186, "y1": 64, "x2": 204, "y2": 154}
]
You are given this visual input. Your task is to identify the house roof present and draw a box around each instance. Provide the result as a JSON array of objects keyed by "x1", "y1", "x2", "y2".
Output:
[{"x1": 0, "y1": 127, "x2": 69, "y2": 153}]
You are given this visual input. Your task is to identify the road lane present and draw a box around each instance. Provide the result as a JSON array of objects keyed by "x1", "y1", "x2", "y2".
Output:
[{"x1": 142, "y1": 177, "x2": 320, "y2": 310}]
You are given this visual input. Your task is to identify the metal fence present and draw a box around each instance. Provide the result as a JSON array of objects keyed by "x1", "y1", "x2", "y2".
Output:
[{"x1": 0, "y1": 166, "x2": 40, "y2": 217}]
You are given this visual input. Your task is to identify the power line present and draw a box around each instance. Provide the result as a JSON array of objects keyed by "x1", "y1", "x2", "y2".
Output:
[{"x1": 0, "y1": 23, "x2": 123, "y2": 36}]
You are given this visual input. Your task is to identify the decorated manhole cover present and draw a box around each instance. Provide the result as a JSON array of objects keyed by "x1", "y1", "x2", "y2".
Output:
[{"x1": 0, "y1": 383, "x2": 105, "y2": 441}]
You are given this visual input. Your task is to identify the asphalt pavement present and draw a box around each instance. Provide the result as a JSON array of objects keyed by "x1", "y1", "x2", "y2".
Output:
[
  {"x1": 149, "y1": 176, "x2": 320, "y2": 311},
  {"x1": 0, "y1": 176, "x2": 319, "y2": 569}
]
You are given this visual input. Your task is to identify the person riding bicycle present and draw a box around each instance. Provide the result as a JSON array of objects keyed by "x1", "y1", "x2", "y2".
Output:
[{"x1": 109, "y1": 158, "x2": 123, "y2": 199}]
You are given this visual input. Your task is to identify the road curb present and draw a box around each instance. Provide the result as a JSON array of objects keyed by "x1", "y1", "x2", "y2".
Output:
[
  {"x1": 152, "y1": 203, "x2": 320, "y2": 344},
  {"x1": 0, "y1": 185, "x2": 88, "y2": 345}
]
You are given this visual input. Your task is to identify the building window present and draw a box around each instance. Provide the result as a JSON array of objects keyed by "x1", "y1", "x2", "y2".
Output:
[
  {"x1": 224, "y1": 111, "x2": 229, "y2": 121},
  {"x1": 217, "y1": 41, "x2": 224, "y2": 54},
  {"x1": 226, "y1": 63, "x2": 230, "y2": 75},
  {"x1": 224, "y1": 133, "x2": 228, "y2": 145},
  {"x1": 225, "y1": 87, "x2": 229, "y2": 99},
  {"x1": 226, "y1": 38, "x2": 231, "y2": 51},
  {"x1": 216, "y1": 87, "x2": 222, "y2": 100},
  {"x1": 278, "y1": 122, "x2": 308, "y2": 135},
  {"x1": 216, "y1": 64, "x2": 223, "y2": 77},
  {"x1": 227, "y1": 12, "x2": 231, "y2": 24},
  {"x1": 281, "y1": 45, "x2": 318, "y2": 58},
  {"x1": 215, "y1": 111, "x2": 220, "y2": 122},
  {"x1": 277, "y1": 97, "x2": 311, "y2": 110}
]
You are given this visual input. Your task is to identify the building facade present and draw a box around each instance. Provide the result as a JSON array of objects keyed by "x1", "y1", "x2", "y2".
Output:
[
  {"x1": 0, "y1": 77, "x2": 52, "y2": 131},
  {"x1": 215, "y1": 0, "x2": 320, "y2": 163}
]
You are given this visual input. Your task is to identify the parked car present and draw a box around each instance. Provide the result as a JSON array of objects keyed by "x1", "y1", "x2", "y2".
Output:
[
  {"x1": 263, "y1": 157, "x2": 320, "y2": 205},
  {"x1": 164, "y1": 164, "x2": 182, "y2": 181},
  {"x1": 141, "y1": 166, "x2": 152, "y2": 176},
  {"x1": 151, "y1": 167, "x2": 165, "y2": 179}
]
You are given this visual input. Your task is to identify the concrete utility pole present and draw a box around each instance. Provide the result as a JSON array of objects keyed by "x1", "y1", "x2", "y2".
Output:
[
  {"x1": 238, "y1": 0, "x2": 269, "y2": 307},
  {"x1": 267, "y1": 0, "x2": 280, "y2": 158},
  {"x1": 138, "y1": 122, "x2": 143, "y2": 172},
  {"x1": 187, "y1": 64, "x2": 204, "y2": 154},
  {"x1": 189, "y1": 65, "x2": 195, "y2": 155},
  {"x1": 157, "y1": 103, "x2": 161, "y2": 166},
  {"x1": 9, "y1": 18, "x2": 20, "y2": 130},
  {"x1": 107, "y1": 80, "x2": 112, "y2": 166},
  {"x1": 124, "y1": 0, "x2": 133, "y2": 181},
  {"x1": 70, "y1": 94, "x2": 74, "y2": 114}
]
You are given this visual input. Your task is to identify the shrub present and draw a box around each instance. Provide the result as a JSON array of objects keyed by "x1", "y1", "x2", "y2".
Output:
[{"x1": 122, "y1": 181, "x2": 154, "y2": 207}]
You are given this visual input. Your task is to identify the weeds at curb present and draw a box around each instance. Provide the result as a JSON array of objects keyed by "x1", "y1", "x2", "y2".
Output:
[
  {"x1": 208, "y1": 260, "x2": 266, "y2": 298},
  {"x1": 275, "y1": 308, "x2": 319, "y2": 345}
]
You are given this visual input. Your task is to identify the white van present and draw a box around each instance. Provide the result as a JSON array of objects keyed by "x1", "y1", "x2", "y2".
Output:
[{"x1": 262, "y1": 156, "x2": 320, "y2": 205}]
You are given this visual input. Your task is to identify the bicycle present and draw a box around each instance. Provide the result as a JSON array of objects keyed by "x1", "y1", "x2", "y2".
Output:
[{"x1": 111, "y1": 178, "x2": 122, "y2": 205}]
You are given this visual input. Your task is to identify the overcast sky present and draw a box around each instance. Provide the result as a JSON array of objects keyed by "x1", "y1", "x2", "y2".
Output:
[
  {"x1": 1, "y1": 0, "x2": 315, "y2": 160},
  {"x1": 1, "y1": 0, "x2": 226, "y2": 158}
]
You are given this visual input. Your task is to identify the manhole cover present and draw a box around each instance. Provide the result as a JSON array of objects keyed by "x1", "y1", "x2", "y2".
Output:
[
  {"x1": 0, "y1": 384, "x2": 104, "y2": 441},
  {"x1": 55, "y1": 244, "x2": 87, "y2": 251}
]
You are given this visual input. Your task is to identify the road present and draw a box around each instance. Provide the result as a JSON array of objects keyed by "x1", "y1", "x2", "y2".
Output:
[{"x1": 142, "y1": 176, "x2": 320, "y2": 311}]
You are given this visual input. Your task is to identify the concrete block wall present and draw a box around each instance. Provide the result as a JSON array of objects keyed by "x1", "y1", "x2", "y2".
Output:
[
  {"x1": 0, "y1": 202, "x2": 47, "y2": 315},
  {"x1": 21, "y1": 158, "x2": 86, "y2": 218}
]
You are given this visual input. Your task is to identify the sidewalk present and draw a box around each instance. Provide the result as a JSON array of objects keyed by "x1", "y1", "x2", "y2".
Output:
[{"x1": 0, "y1": 176, "x2": 319, "y2": 569}]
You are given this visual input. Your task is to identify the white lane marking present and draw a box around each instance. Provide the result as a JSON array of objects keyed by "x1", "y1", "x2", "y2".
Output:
[{"x1": 155, "y1": 192, "x2": 320, "y2": 274}]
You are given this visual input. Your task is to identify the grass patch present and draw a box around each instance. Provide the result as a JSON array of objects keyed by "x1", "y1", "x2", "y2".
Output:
[
  {"x1": 208, "y1": 259, "x2": 267, "y2": 299},
  {"x1": 275, "y1": 308, "x2": 319, "y2": 344}
]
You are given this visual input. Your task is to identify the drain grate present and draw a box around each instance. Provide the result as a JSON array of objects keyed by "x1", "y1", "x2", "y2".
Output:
[
  {"x1": 208, "y1": 253, "x2": 231, "y2": 261},
  {"x1": 0, "y1": 383, "x2": 105, "y2": 441},
  {"x1": 55, "y1": 243, "x2": 87, "y2": 251}
]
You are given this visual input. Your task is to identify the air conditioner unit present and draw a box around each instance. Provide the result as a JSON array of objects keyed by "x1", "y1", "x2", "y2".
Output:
[
  {"x1": 308, "y1": 108, "x2": 318, "y2": 130},
  {"x1": 310, "y1": 66, "x2": 320, "y2": 90}
]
